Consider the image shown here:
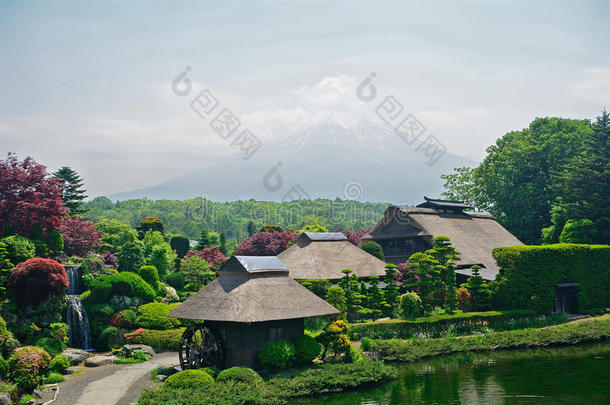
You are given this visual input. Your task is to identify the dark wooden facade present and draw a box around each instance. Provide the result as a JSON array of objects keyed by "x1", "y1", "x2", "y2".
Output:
[{"x1": 207, "y1": 318, "x2": 305, "y2": 369}]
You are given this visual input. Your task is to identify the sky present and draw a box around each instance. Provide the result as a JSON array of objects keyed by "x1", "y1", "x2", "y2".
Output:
[{"x1": 1, "y1": 0, "x2": 609, "y2": 198}]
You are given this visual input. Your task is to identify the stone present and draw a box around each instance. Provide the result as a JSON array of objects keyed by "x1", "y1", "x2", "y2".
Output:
[
  {"x1": 62, "y1": 348, "x2": 90, "y2": 365},
  {"x1": 0, "y1": 392, "x2": 11, "y2": 405},
  {"x1": 155, "y1": 374, "x2": 167, "y2": 382},
  {"x1": 122, "y1": 344, "x2": 155, "y2": 357},
  {"x1": 66, "y1": 366, "x2": 84, "y2": 374},
  {"x1": 85, "y1": 355, "x2": 117, "y2": 367}
]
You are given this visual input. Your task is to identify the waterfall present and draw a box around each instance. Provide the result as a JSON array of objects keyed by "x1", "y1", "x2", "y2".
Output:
[{"x1": 65, "y1": 265, "x2": 92, "y2": 349}]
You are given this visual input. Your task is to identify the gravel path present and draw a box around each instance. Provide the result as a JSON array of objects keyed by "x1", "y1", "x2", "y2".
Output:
[{"x1": 53, "y1": 352, "x2": 179, "y2": 405}]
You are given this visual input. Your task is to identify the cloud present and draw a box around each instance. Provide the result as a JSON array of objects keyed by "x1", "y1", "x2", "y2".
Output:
[{"x1": 571, "y1": 67, "x2": 610, "y2": 106}]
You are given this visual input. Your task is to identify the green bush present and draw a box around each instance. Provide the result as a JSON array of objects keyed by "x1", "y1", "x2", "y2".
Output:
[
  {"x1": 0, "y1": 236, "x2": 35, "y2": 265},
  {"x1": 50, "y1": 322, "x2": 69, "y2": 346},
  {"x1": 373, "y1": 319, "x2": 610, "y2": 362},
  {"x1": 203, "y1": 366, "x2": 220, "y2": 379},
  {"x1": 138, "y1": 265, "x2": 160, "y2": 292},
  {"x1": 135, "y1": 303, "x2": 181, "y2": 330},
  {"x1": 258, "y1": 340, "x2": 295, "y2": 370},
  {"x1": 44, "y1": 372, "x2": 65, "y2": 384},
  {"x1": 399, "y1": 292, "x2": 423, "y2": 319},
  {"x1": 492, "y1": 244, "x2": 610, "y2": 313},
  {"x1": 165, "y1": 272, "x2": 185, "y2": 291},
  {"x1": 165, "y1": 370, "x2": 214, "y2": 389},
  {"x1": 360, "y1": 241, "x2": 384, "y2": 261},
  {"x1": 117, "y1": 309, "x2": 137, "y2": 329},
  {"x1": 87, "y1": 272, "x2": 156, "y2": 305},
  {"x1": 360, "y1": 337, "x2": 374, "y2": 351},
  {"x1": 118, "y1": 239, "x2": 145, "y2": 273},
  {"x1": 47, "y1": 230, "x2": 64, "y2": 255},
  {"x1": 216, "y1": 367, "x2": 263, "y2": 386},
  {"x1": 9, "y1": 346, "x2": 51, "y2": 390},
  {"x1": 559, "y1": 219, "x2": 596, "y2": 243},
  {"x1": 170, "y1": 236, "x2": 190, "y2": 259},
  {"x1": 130, "y1": 349, "x2": 151, "y2": 362},
  {"x1": 291, "y1": 334, "x2": 321, "y2": 365},
  {"x1": 0, "y1": 358, "x2": 8, "y2": 379},
  {"x1": 125, "y1": 328, "x2": 185, "y2": 350},
  {"x1": 34, "y1": 337, "x2": 65, "y2": 357},
  {"x1": 347, "y1": 310, "x2": 543, "y2": 340},
  {"x1": 99, "y1": 326, "x2": 122, "y2": 351},
  {"x1": 49, "y1": 354, "x2": 70, "y2": 374}
]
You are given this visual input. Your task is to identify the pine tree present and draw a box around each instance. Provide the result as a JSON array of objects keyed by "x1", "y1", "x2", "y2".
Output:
[
  {"x1": 247, "y1": 221, "x2": 255, "y2": 237},
  {"x1": 465, "y1": 265, "x2": 490, "y2": 311},
  {"x1": 195, "y1": 227, "x2": 213, "y2": 250},
  {"x1": 382, "y1": 264, "x2": 400, "y2": 316},
  {"x1": 219, "y1": 230, "x2": 227, "y2": 255},
  {"x1": 444, "y1": 260, "x2": 458, "y2": 314},
  {"x1": 53, "y1": 166, "x2": 88, "y2": 215}
]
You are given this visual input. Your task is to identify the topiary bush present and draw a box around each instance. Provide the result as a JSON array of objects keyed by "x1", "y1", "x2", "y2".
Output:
[
  {"x1": 9, "y1": 346, "x2": 51, "y2": 390},
  {"x1": 49, "y1": 354, "x2": 70, "y2": 374},
  {"x1": 360, "y1": 241, "x2": 384, "y2": 261},
  {"x1": 34, "y1": 337, "x2": 64, "y2": 357},
  {"x1": 399, "y1": 292, "x2": 423, "y2": 319},
  {"x1": 116, "y1": 309, "x2": 137, "y2": 329},
  {"x1": 170, "y1": 236, "x2": 190, "y2": 259},
  {"x1": 87, "y1": 271, "x2": 156, "y2": 305},
  {"x1": 124, "y1": 328, "x2": 185, "y2": 350},
  {"x1": 47, "y1": 230, "x2": 64, "y2": 256},
  {"x1": 138, "y1": 265, "x2": 161, "y2": 293},
  {"x1": 165, "y1": 370, "x2": 214, "y2": 389},
  {"x1": 360, "y1": 337, "x2": 374, "y2": 351},
  {"x1": 166, "y1": 272, "x2": 185, "y2": 291},
  {"x1": 291, "y1": 334, "x2": 321, "y2": 365},
  {"x1": 135, "y1": 302, "x2": 181, "y2": 330},
  {"x1": 258, "y1": 340, "x2": 295, "y2": 370},
  {"x1": 0, "y1": 236, "x2": 35, "y2": 265},
  {"x1": 216, "y1": 366, "x2": 264, "y2": 386},
  {"x1": 9, "y1": 258, "x2": 68, "y2": 307}
]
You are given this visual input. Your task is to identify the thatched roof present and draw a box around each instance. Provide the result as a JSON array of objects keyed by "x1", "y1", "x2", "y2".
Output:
[
  {"x1": 277, "y1": 232, "x2": 387, "y2": 280},
  {"x1": 417, "y1": 196, "x2": 473, "y2": 211},
  {"x1": 455, "y1": 267, "x2": 498, "y2": 281},
  {"x1": 168, "y1": 256, "x2": 340, "y2": 323},
  {"x1": 362, "y1": 204, "x2": 522, "y2": 272}
]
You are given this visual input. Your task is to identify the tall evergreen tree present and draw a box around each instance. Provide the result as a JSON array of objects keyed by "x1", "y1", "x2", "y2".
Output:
[
  {"x1": 464, "y1": 265, "x2": 490, "y2": 311},
  {"x1": 53, "y1": 166, "x2": 88, "y2": 215},
  {"x1": 219, "y1": 230, "x2": 227, "y2": 255},
  {"x1": 444, "y1": 260, "x2": 458, "y2": 314},
  {"x1": 195, "y1": 227, "x2": 213, "y2": 250},
  {"x1": 246, "y1": 220, "x2": 255, "y2": 237}
]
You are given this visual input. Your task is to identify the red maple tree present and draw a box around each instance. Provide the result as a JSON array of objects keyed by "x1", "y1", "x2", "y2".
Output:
[
  {"x1": 10, "y1": 258, "x2": 69, "y2": 307},
  {"x1": 58, "y1": 216, "x2": 103, "y2": 257},
  {"x1": 343, "y1": 227, "x2": 373, "y2": 246},
  {"x1": 234, "y1": 230, "x2": 298, "y2": 256},
  {"x1": 184, "y1": 245, "x2": 226, "y2": 271},
  {"x1": 0, "y1": 154, "x2": 65, "y2": 236}
]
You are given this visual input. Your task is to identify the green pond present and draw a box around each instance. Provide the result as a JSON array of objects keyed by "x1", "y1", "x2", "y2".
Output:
[{"x1": 290, "y1": 343, "x2": 610, "y2": 404}]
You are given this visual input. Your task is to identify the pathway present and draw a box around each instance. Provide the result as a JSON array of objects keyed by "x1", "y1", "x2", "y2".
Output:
[{"x1": 52, "y1": 351, "x2": 179, "y2": 405}]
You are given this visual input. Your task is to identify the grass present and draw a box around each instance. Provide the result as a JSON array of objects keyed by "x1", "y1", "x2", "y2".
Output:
[
  {"x1": 369, "y1": 318, "x2": 610, "y2": 362},
  {"x1": 116, "y1": 358, "x2": 147, "y2": 364},
  {"x1": 138, "y1": 360, "x2": 397, "y2": 405}
]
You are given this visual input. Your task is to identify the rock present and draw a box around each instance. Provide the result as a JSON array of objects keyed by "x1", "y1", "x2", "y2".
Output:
[
  {"x1": 155, "y1": 374, "x2": 167, "y2": 382},
  {"x1": 0, "y1": 392, "x2": 11, "y2": 405},
  {"x1": 162, "y1": 286, "x2": 180, "y2": 303},
  {"x1": 66, "y1": 366, "x2": 84, "y2": 374},
  {"x1": 85, "y1": 355, "x2": 117, "y2": 367},
  {"x1": 122, "y1": 344, "x2": 155, "y2": 357},
  {"x1": 62, "y1": 348, "x2": 90, "y2": 365}
]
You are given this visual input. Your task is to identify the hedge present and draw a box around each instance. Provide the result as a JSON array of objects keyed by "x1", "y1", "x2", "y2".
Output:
[
  {"x1": 347, "y1": 310, "x2": 540, "y2": 340},
  {"x1": 135, "y1": 303, "x2": 181, "y2": 330},
  {"x1": 125, "y1": 328, "x2": 185, "y2": 350},
  {"x1": 370, "y1": 318, "x2": 610, "y2": 362},
  {"x1": 87, "y1": 272, "x2": 156, "y2": 304},
  {"x1": 492, "y1": 244, "x2": 610, "y2": 313}
]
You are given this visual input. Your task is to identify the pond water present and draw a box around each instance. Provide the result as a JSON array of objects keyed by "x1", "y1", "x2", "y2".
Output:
[{"x1": 290, "y1": 343, "x2": 610, "y2": 404}]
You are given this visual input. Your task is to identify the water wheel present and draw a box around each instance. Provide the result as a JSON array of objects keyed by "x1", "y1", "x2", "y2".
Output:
[{"x1": 179, "y1": 325, "x2": 223, "y2": 369}]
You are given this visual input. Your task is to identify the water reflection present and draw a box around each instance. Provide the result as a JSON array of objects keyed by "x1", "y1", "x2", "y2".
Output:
[{"x1": 289, "y1": 343, "x2": 610, "y2": 405}]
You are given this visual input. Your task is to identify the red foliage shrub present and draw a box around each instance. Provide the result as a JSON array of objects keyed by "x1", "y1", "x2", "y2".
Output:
[
  {"x1": 184, "y1": 246, "x2": 226, "y2": 271},
  {"x1": 234, "y1": 230, "x2": 298, "y2": 256},
  {"x1": 109, "y1": 313, "x2": 121, "y2": 327},
  {"x1": 101, "y1": 250, "x2": 119, "y2": 268},
  {"x1": 9, "y1": 258, "x2": 69, "y2": 307},
  {"x1": 457, "y1": 287, "x2": 473, "y2": 312},
  {"x1": 58, "y1": 216, "x2": 103, "y2": 257},
  {"x1": 343, "y1": 227, "x2": 373, "y2": 246},
  {"x1": 0, "y1": 154, "x2": 65, "y2": 236}
]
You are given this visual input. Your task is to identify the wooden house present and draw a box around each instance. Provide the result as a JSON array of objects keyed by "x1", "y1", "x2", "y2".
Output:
[
  {"x1": 168, "y1": 256, "x2": 339, "y2": 370},
  {"x1": 278, "y1": 232, "x2": 387, "y2": 281},
  {"x1": 361, "y1": 197, "x2": 523, "y2": 281}
]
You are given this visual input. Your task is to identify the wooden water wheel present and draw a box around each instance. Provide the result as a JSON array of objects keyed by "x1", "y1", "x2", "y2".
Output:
[{"x1": 179, "y1": 325, "x2": 223, "y2": 369}]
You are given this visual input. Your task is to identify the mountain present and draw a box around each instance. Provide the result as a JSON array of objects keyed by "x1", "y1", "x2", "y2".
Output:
[{"x1": 107, "y1": 121, "x2": 474, "y2": 204}]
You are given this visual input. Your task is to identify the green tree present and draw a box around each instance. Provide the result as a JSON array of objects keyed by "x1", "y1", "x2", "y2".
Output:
[
  {"x1": 559, "y1": 219, "x2": 596, "y2": 244},
  {"x1": 219, "y1": 230, "x2": 227, "y2": 255},
  {"x1": 444, "y1": 260, "x2": 458, "y2": 314},
  {"x1": 258, "y1": 224, "x2": 283, "y2": 233},
  {"x1": 138, "y1": 265, "x2": 160, "y2": 293},
  {"x1": 440, "y1": 167, "x2": 480, "y2": 208},
  {"x1": 367, "y1": 276, "x2": 384, "y2": 319},
  {"x1": 47, "y1": 230, "x2": 64, "y2": 255},
  {"x1": 360, "y1": 241, "x2": 384, "y2": 261},
  {"x1": 195, "y1": 227, "x2": 214, "y2": 250},
  {"x1": 149, "y1": 245, "x2": 171, "y2": 279},
  {"x1": 179, "y1": 256, "x2": 214, "y2": 285},
  {"x1": 382, "y1": 264, "x2": 400, "y2": 317},
  {"x1": 299, "y1": 222, "x2": 329, "y2": 233},
  {"x1": 404, "y1": 252, "x2": 445, "y2": 311},
  {"x1": 118, "y1": 239, "x2": 145, "y2": 272},
  {"x1": 464, "y1": 265, "x2": 490, "y2": 311},
  {"x1": 325, "y1": 286, "x2": 347, "y2": 312},
  {"x1": 246, "y1": 221, "x2": 255, "y2": 237},
  {"x1": 137, "y1": 216, "x2": 164, "y2": 237},
  {"x1": 170, "y1": 235, "x2": 190, "y2": 259},
  {"x1": 0, "y1": 245, "x2": 14, "y2": 299},
  {"x1": 338, "y1": 269, "x2": 365, "y2": 321},
  {"x1": 97, "y1": 219, "x2": 138, "y2": 254},
  {"x1": 53, "y1": 166, "x2": 88, "y2": 215}
]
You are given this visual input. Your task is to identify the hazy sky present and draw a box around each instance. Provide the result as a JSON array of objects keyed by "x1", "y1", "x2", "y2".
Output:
[{"x1": 1, "y1": 0, "x2": 609, "y2": 198}]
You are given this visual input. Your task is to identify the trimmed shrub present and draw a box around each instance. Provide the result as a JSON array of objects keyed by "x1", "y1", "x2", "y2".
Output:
[
  {"x1": 170, "y1": 236, "x2": 190, "y2": 259},
  {"x1": 135, "y1": 303, "x2": 181, "y2": 330},
  {"x1": 9, "y1": 346, "x2": 51, "y2": 390},
  {"x1": 559, "y1": 219, "x2": 596, "y2": 243},
  {"x1": 165, "y1": 370, "x2": 214, "y2": 389},
  {"x1": 49, "y1": 354, "x2": 70, "y2": 374},
  {"x1": 9, "y1": 258, "x2": 68, "y2": 307},
  {"x1": 139, "y1": 266, "x2": 160, "y2": 292},
  {"x1": 203, "y1": 367, "x2": 220, "y2": 379},
  {"x1": 124, "y1": 328, "x2": 185, "y2": 350},
  {"x1": 166, "y1": 272, "x2": 185, "y2": 291},
  {"x1": 47, "y1": 230, "x2": 64, "y2": 255},
  {"x1": 87, "y1": 272, "x2": 156, "y2": 305},
  {"x1": 118, "y1": 239, "x2": 146, "y2": 273},
  {"x1": 360, "y1": 241, "x2": 384, "y2": 261},
  {"x1": 138, "y1": 216, "x2": 165, "y2": 236},
  {"x1": 44, "y1": 372, "x2": 65, "y2": 384},
  {"x1": 35, "y1": 337, "x2": 64, "y2": 357},
  {"x1": 290, "y1": 335, "x2": 321, "y2": 365},
  {"x1": 0, "y1": 236, "x2": 35, "y2": 265},
  {"x1": 117, "y1": 309, "x2": 137, "y2": 329},
  {"x1": 149, "y1": 246, "x2": 171, "y2": 279},
  {"x1": 216, "y1": 367, "x2": 263, "y2": 386},
  {"x1": 258, "y1": 340, "x2": 295, "y2": 370},
  {"x1": 0, "y1": 358, "x2": 8, "y2": 379},
  {"x1": 492, "y1": 244, "x2": 610, "y2": 313},
  {"x1": 399, "y1": 292, "x2": 423, "y2": 319},
  {"x1": 360, "y1": 337, "x2": 374, "y2": 351}
]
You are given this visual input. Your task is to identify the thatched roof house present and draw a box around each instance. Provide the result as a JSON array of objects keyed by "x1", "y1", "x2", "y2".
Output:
[
  {"x1": 169, "y1": 256, "x2": 339, "y2": 369},
  {"x1": 277, "y1": 232, "x2": 388, "y2": 281},
  {"x1": 361, "y1": 197, "x2": 523, "y2": 280}
]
